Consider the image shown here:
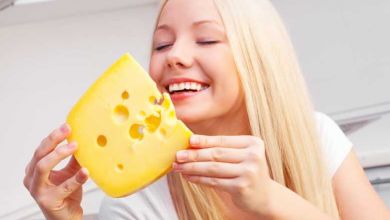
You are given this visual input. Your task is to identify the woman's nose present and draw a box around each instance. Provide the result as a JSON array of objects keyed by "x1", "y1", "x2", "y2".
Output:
[{"x1": 166, "y1": 40, "x2": 193, "y2": 70}]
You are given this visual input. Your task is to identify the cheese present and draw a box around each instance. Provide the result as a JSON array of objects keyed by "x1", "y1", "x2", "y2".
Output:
[{"x1": 66, "y1": 53, "x2": 192, "y2": 197}]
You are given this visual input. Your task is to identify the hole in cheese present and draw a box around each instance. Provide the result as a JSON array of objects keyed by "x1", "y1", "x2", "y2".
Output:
[
  {"x1": 161, "y1": 97, "x2": 170, "y2": 110},
  {"x1": 97, "y1": 135, "x2": 107, "y2": 147},
  {"x1": 149, "y1": 96, "x2": 157, "y2": 105},
  {"x1": 116, "y1": 163, "x2": 124, "y2": 172},
  {"x1": 129, "y1": 124, "x2": 144, "y2": 140},
  {"x1": 169, "y1": 110, "x2": 176, "y2": 120},
  {"x1": 122, "y1": 91, "x2": 129, "y2": 99},
  {"x1": 145, "y1": 112, "x2": 161, "y2": 132},
  {"x1": 114, "y1": 105, "x2": 129, "y2": 123}
]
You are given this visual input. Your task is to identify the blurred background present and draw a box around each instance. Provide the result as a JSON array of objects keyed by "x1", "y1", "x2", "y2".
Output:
[{"x1": 0, "y1": 0, "x2": 389, "y2": 219}]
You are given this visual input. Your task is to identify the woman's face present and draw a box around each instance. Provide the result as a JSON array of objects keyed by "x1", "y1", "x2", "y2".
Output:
[{"x1": 149, "y1": 0, "x2": 245, "y2": 127}]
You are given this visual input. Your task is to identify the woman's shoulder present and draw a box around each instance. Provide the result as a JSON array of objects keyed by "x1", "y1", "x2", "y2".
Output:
[
  {"x1": 314, "y1": 111, "x2": 340, "y2": 132},
  {"x1": 98, "y1": 175, "x2": 179, "y2": 220},
  {"x1": 314, "y1": 111, "x2": 353, "y2": 176}
]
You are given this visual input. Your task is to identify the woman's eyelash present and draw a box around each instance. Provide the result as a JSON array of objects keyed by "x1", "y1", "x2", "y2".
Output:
[
  {"x1": 154, "y1": 41, "x2": 219, "y2": 51},
  {"x1": 155, "y1": 44, "x2": 171, "y2": 51},
  {"x1": 198, "y1": 41, "x2": 219, "y2": 45}
]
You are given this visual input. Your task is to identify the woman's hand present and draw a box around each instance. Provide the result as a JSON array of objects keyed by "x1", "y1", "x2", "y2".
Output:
[
  {"x1": 23, "y1": 123, "x2": 89, "y2": 220},
  {"x1": 173, "y1": 134, "x2": 274, "y2": 217}
]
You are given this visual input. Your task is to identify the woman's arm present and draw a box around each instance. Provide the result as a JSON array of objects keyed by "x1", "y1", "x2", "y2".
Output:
[
  {"x1": 266, "y1": 180, "x2": 334, "y2": 220},
  {"x1": 332, "y1": 150, "x2": 390, "y2": 220},
  {"x1": 268, "y1": 150, "x2": 390, "y2": 220}
]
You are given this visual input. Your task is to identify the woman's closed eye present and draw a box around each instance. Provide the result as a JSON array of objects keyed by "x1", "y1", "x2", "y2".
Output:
[
  {"x1": 197, "y1": 40, "x2": 219, "y2": 45},
  {"x1": 154, "y1": 40, "x2": 220, "y2": 51},
  {"x1": 155, "y1": 44, "x2": 172, "y2": 51}
]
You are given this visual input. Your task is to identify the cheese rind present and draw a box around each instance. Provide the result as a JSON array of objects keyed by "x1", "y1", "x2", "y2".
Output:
[{"x1": 66, "y1": 53, "x2": 192, "y2": 197}]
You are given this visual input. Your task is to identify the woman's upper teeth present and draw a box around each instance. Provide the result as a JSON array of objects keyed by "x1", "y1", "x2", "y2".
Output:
[{"x1": 168, "y1": 82, "x2": 207, "y2": 93}]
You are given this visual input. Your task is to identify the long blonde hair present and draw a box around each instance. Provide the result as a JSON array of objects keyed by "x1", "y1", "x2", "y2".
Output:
[{"x1": 150, "y1": 0, "x2": 340, "y2": 219}]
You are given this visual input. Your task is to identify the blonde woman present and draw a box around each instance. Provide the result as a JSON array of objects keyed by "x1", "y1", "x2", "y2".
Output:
[{"x1": 24, "y1": 0, "x2": 390, "y2": 219}]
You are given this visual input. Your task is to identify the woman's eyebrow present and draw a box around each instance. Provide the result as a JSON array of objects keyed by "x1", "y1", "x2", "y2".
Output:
[
  {"x1": 155, "y1": 19, "x2": 223, "y2": 32},
  {"x1": 192, "y1": 19, "x2": 221, "y2": 27},
  {"x1": 193, "y1": 20, "x2": 225, "y2": 34},
  {"x1": 155, "y1": 24, "x2": 170, "y2": 32}
]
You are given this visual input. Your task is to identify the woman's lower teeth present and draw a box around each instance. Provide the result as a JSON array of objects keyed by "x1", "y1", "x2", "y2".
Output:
[{"x1": 175, "y1": 90, "x2": 197, "y2": 94}]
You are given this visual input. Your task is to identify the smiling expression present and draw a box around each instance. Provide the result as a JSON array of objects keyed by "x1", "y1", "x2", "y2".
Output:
[{"x1": 149, "y1": 0, "x2": 246, "y2": 128}]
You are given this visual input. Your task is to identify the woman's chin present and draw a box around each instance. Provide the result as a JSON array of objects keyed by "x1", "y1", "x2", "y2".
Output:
[
  {"x1": 176, "y1": 112, "x2": 199, "y2": 124},
  {"x1": 175, "y1": 110, "x2": 206, "y2": 125}
]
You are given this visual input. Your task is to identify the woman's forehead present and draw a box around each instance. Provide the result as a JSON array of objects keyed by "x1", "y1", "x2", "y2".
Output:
[{"x1": 158, "y1": 0, "x2": 223, "y2": 26}]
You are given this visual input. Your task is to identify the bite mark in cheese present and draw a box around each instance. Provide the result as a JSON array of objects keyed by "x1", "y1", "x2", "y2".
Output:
[{"x1": 66, "y1": 53, "x2": 192, "y2": 197}]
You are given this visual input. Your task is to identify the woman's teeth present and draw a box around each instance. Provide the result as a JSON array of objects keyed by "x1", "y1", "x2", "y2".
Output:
[{"x1": 168, "y1": 82, "x2": 209, "y2": 94}]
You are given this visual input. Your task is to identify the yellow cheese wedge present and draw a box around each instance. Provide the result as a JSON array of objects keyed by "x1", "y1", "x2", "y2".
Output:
[{"x1": 66, "y1": 53, "x2": 192, "y2": 197}]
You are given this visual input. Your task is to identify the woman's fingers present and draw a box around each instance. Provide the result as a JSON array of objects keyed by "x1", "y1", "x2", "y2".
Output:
[
  {"x1": 33, "y1": 168, "x2": 88, "y2": 212},
  {"x1": 31, "y1": 142, "x2": 77, "y2": 189},
  {"x1": 176, "y1": 147, "x2": 245, "y2": 163},
  {"x1": 62, "y1": 156, "x2": 81, "y2": 174},
  {"x1": 24, "y1": 123, "x2": 72, "y2": 190},
  {"x1": 173, "y1": 161, "x2": 242, "y2": 178},
  {"x1": 26, "y1": 123, "x2": 71, "y2": 177},
  {"x1": 48, "y1": 156, "x2": 82, "y2": 185},
  {"x1": 182, "y1": 175, "x2": 235, "y2": 191},
  {"x1": 181, "y1": 174, "x2": 252, "y2": 196},
  {"x1": 54, "y1": 168, "x2": 89, "y2": 199},
  {"x1": 190, "y1": 134, "x2": 262, "y2": 149}
]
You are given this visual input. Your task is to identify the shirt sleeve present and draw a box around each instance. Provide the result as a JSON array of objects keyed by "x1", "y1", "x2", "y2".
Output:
[
  {"x1": 97, "y1": 176, "x2": 179, "y2": 220},
  {"x1": 315, "y1": 112, "x2": 353, "y2": 177}
]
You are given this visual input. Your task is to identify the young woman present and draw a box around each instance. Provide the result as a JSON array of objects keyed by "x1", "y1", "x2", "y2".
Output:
[{"x1": 24, "y1": 0, "x2": 390, "y2": 219}]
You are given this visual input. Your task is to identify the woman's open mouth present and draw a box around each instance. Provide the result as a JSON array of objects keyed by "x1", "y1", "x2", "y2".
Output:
[{"x1": 165, "y1": 82, "x2": 210, "y2": 101}]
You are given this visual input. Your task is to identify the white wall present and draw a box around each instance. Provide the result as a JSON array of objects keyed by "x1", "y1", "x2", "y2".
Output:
[
  {"x1": 273, "y1": 0, "x2": 390, "y2": 114},
  {"x1": 0, "y1": 0, "x2": 389, "y2": 219}
]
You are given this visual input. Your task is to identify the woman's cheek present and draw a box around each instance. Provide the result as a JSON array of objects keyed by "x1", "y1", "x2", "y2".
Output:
[{"x1": 149, "y1": 55, "x2": 163, "y2": 80}]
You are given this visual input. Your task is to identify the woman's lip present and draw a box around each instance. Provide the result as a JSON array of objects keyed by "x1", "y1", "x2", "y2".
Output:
[{"x1": 169, "y1": 87, "x2": 209, "y2": 102}]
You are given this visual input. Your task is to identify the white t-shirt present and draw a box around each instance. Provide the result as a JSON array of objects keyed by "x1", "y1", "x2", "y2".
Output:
[{"x1": 98, "y1": 112, "x2": 353, "y2": 220}]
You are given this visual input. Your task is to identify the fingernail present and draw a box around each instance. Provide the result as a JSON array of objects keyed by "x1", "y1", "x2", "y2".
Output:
[
  {"x1": 80, "y1": 167, "x2": 89, "y2": 176},
  {"x1": 176, "y1": 151, "x2": 188, "y2": 162},
  {"x1": 60, "y1": 123, "x2": 69, "y2": 133},
  {"x1": 68, "y1": 142, "x2": 77, "y2": 149},
  {"x1": 77, "y1": 168, "x2": 89, "y2": 183},
  {"x1": 172, "y1": 162, "x2": 182, "y2": 172},
  {"x1": 190, "y1": 135, "x2": 199, "y2": 145}
]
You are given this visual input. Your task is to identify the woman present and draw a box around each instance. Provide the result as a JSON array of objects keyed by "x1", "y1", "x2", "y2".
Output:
[{"x1": 23, "y1": 0, "x2": 390, "y2": 219}]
